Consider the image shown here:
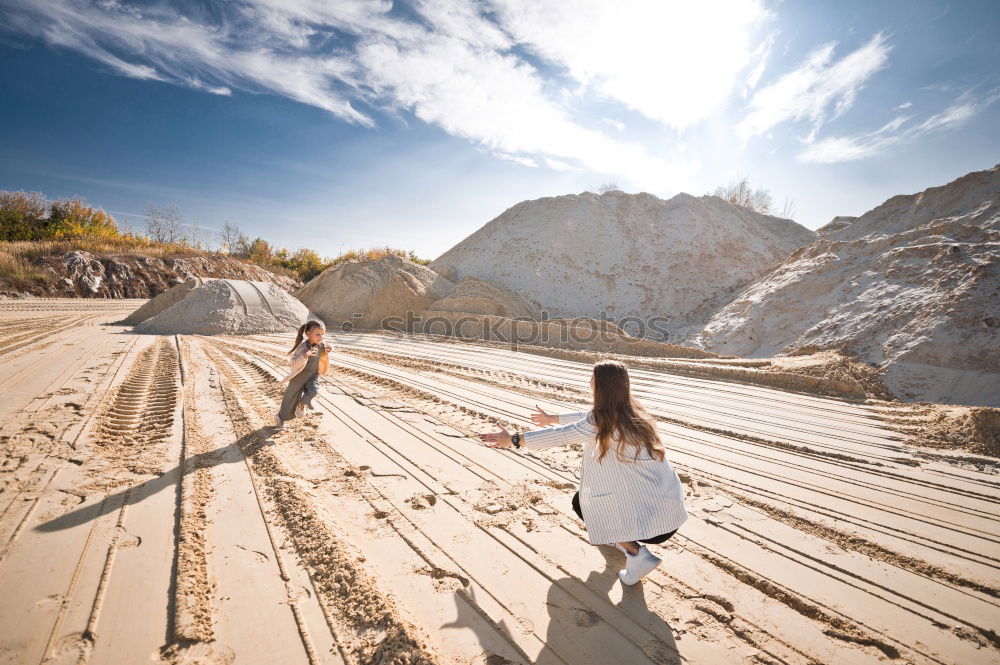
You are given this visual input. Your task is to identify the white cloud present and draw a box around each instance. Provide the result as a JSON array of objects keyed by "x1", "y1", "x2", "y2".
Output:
[
  {"x1": 355, "y1": 31, "x2": 694, "y2": 189},
  {"x1": 489, "y1": 0, "x2": 769, "y2": 129},
  {"x1": 544, "y1": 158, "x2": 576, "y2": 171},
  {"x1": 13, "y1": 0, "x2": 379, "y2": 125},
  {"x1": 22, "y1": 0, "x2": 941, "y2": 185},
  {"x1": 894, "y1": 101, "x2": 912, "y2": 110},
  {"x1": 737, "y1": 33, "x2": 891, "y2": 140},
  {"x1": 914, "y1": 99, "x2": 979, "y2": 132},
  {"x1": 798, "y1": 92, "x2": 996, "y2": 163},
  {"x1": 187, "y1": 78, "x2": 233, "y2": 96},
  {"x1": 5, "y1": 0, "x2": 708, "y2": 190},
  {"x1": 798, "y1": 115, "x2": 908, "y2": 163},
  {"x1": 745, "y1": 31, "x2": 777, "y2": 93}
]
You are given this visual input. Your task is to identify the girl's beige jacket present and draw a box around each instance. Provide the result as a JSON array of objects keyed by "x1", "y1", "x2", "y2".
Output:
[{"x1": 279, "y1": 341, "x2": 330, "y2": 384}]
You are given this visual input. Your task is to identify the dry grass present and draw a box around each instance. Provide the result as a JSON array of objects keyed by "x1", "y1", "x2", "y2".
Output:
[
  {"x1": 0, "y1": 245, "x2": 52, "y2": 288},
  {"x1": 0, "y1": 238, "x2": 224, "y2": 291},
  {"x1": 331, "y1": 246, "x2": 430, "y2": 266},
  {"x1": 1, "y1": 241, "x2": 428, "y2": 291},
  {"x1": 2, "y1": 238, "x2": 215, "y2": 261}
]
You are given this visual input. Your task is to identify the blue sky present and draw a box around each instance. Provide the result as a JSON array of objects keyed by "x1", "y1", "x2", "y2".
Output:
[{"x1": 1, "y1": 0, "x2": 998, "y2": 260}]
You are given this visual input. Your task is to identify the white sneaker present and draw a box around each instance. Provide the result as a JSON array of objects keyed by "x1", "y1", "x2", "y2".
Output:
[
  {"x1": 295, "y1": 403, "x2": 305, "y2": 418},
  {"x1": 618, "y1": 546, "x2": 661, "y2": 585}
]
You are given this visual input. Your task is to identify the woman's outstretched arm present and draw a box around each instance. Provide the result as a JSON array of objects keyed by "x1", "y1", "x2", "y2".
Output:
[
  {"x1": 521, "y1": 416, "x2": 593, "y2": 450},
  {"x1": 479, "y1": 412, "x2": 593, "y2": 451},
  {"x1": 531, "y1": 405, "x2": 590, "y2": 426},
  {"x1": 557, "y1": 411, "x2": 590, "y2": 424}
]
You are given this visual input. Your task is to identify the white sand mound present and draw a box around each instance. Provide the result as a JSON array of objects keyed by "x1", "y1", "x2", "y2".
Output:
[
  {"x1": 429, "y1": 276, "x2": 540, "y2": 319},
  {"x1": 296, "y1": 254, "x2": 453, "y2": 330},
  {"x1": 547, "y1": 317, "x2": 631, "y2": 337},
  {"x1": 431, "y1": 190, "x2": 815, "y2": 337},
  {"x1": 119, "y1": 277, "x2": 203, "y2": 325},
  {"x1": 691, "y1": 164, "x2": 1000, "y2": 407},
  {"x1": 134, "y1": 279, "x2": 311, "y2": 335}
]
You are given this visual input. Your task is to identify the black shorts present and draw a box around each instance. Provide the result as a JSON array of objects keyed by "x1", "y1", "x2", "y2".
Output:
[{"x1": 572, "y1": 491, "x2": 677, "y2": 545}]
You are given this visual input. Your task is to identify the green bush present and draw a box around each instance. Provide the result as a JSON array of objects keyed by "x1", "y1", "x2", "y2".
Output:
[{"x1": 0, "y1": 191, "x2": 47, "y2": 241}]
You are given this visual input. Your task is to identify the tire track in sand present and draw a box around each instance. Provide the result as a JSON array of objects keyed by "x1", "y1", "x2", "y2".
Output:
[
  {"x1": 7, "y1": 337, "x2": 185, "y2": 664},
  {"x1": 211, "y1": 339, "x2": 869, "y2": 664},
  {"x1": 201, "y1": 341, "x2": 437, "y2": 665},
  {"x1": 219, "y1": 336, "x2": 997, "y2": 664}
]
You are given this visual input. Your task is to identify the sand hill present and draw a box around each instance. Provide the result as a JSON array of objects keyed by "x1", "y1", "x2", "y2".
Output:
[
  {"x1": 691, "y1": 165, "x2": 1000, "y2": 406},
  {"x1": 119, "y1": 277, "x2": 204, "y2": 325},
  {"x1": 133, "y1": 279, "x2": 311, "y2": 335},
  {"x1": 296, "y1": 254, "x2": 455, "y2": 330},
  {"x1": 430, "y1": 190, "x2": 815, "y2": 337},
  {"x1": 295, "y1": 254, "x2": 712, "y2": 359},
  {"x1": 429, "y1": 276, "x2": 540, "y2": 319},
  {"x1": 297, "y1": 256, "x2": 540, "y2": 329}
]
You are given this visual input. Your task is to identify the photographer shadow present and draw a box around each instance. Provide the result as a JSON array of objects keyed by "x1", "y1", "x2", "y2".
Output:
[
  {"x1": 442, "y1": 544, "x2": 680, "y2": 665},
  {"x1": 536, "y1": 544, "x2": 680, "y2": 665}
]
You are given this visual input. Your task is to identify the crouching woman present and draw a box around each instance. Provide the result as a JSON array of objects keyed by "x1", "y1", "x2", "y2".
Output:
[{"x1": 479, "y1": 360, "x2": 687, "y2": 585}]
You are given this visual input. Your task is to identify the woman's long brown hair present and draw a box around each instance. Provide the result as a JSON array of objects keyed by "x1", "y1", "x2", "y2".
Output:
[
  {"x1": 591, "y1": 360, "x2": 665, "y2": 462},
  {"x1": 289, "y1": 320, "x2": 324, "y2": 354}
]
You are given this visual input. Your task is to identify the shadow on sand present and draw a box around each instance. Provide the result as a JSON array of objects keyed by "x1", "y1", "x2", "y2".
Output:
[
  {"x1": 38, "y1": 427, "x2": 680, "y2": 665},
  {"x1": 441, "y1": 543, "x2": 680, "y2": 664},
  {"x1": 35, "y1": 425, "x2": 276, "y2": 533}
]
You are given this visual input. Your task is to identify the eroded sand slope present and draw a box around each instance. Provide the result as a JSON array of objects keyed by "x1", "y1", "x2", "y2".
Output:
[{"x1": 692, "y1": 165, "x2": 1000, "y2": 406}]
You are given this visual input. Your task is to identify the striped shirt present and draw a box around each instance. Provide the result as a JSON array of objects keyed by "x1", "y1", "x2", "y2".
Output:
[{"x1": 523, "y1": 411, "x2": 688, "y2": 545}]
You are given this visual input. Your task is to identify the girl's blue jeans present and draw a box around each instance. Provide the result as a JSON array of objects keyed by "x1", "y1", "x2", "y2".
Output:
[{"x1": 301, "y1": 374, "x2": 319, "y2": 409}]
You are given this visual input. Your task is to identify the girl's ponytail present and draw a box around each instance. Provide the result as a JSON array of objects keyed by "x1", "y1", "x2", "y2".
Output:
[{"x1": 289, "y1": 323, "x2": 307, "y2": 354}]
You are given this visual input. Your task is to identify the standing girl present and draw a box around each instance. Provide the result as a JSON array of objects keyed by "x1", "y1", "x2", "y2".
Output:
[
  {"x1": 478, "y1": 360, "x2": 687, "y2": 585},
  {"x1": 276, "y1": 320, "x2": 331, "y2": 429}
]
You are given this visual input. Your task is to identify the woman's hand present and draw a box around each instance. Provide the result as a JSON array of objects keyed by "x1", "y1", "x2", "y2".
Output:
[
  {"x1": 323, "y1": 343, "x2": 332, "y2": 352},
  {"x1": 531, "y1": 405, "x2": 557, "y2": 426},
  {"x1": 479, "y1": 425, "x2": 513, "y2": 448},
  {"x1": 305, "y1": 347, "x2": 318, "y2": 357}
]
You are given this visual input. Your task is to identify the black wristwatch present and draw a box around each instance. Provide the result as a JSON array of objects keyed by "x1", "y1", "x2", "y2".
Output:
[{"x1": 511, "y1": 432, "x2": 522, "y2": 448}]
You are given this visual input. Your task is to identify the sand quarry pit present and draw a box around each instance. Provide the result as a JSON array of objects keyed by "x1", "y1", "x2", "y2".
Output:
[{"x1": 1, "y1": 298, "x2": 999, "y2": 665}]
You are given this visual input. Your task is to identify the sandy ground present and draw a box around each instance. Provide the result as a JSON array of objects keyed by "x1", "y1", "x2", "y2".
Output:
[{"x1": 1, "y1": 299, "x2": 998, "y2": 665}]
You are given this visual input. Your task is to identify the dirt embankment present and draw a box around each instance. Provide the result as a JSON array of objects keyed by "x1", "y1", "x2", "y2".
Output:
[
  {"x1": 886, "y1": 403, "x2": 1000, "y2": 457},
  {"x1": 2, "y1": 248, "x2": 299, "y2": 297},
  {"x1": 416, "y1": 310, "x2": 716, "y2": 359}
]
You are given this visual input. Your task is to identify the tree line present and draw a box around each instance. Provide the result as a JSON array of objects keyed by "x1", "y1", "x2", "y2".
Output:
[{"x1": 0, "y1": 191, "x2": 426, "y2": 282}]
